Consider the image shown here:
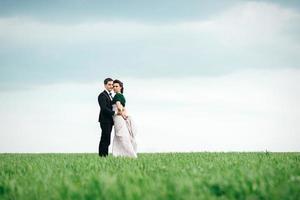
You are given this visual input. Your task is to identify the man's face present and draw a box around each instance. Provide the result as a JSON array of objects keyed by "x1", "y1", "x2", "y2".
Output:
[{"x1": 105, "y1": 81, "x2": 113, "y2": 91}]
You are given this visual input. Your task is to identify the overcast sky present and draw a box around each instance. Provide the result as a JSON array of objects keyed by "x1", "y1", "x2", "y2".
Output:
[{"x1": 0, "y1": 0, "x2": 299, "y2": 152}]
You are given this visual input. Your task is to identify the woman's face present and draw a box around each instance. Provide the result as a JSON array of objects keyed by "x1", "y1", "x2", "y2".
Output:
[{"x1": 113, "y1": 83, "x2": 121, "y2": 93}]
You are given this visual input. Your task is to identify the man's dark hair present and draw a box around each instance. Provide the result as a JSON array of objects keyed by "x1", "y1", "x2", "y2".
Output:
[{"x1": 104, "y1": 78, "x2": 113, "y2": 85}]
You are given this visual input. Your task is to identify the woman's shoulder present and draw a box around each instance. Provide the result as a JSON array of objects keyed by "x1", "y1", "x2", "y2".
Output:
[
  {"x1": 114, "y1": 92, "x2": 124, "y2": 98},
  {"x1": 113, "y1": 93, "x2": 125, "y2": 100}
]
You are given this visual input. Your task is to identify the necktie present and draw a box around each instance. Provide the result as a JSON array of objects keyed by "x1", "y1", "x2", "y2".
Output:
[{"x1": 109, "y1": 92, "x2": 113, "y2": 99}]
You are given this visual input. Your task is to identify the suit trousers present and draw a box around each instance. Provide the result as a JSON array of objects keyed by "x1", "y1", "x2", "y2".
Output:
[{"x1": 99, "y1": 122, "x2": 113, "y2": 157}]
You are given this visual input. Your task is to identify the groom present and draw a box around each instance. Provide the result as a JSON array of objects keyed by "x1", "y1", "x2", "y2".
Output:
[{"x1": 98, "y1": 78, "x2": 117, "y2": 157}]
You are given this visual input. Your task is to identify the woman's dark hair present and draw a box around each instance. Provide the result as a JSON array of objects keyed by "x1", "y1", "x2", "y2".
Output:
[
  {"x1": 104, "y1": 78, "x2": 113, "y2": 85},
  {"x1": 113, "y1": 79, "x2": 124, "y2": 93}
]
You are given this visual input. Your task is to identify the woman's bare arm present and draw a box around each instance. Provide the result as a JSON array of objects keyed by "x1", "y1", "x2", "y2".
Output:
[
  {"x1": 116, "y1": 101, "x2": 128, "y2": 119},
  {"x1": 116, "y1": 101, "x2": 124, "y2": 112}
]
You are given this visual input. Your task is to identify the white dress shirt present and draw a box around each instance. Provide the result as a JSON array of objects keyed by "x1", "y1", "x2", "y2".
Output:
[{"x1": 105, "y1": 89, "x2": 114, "y2": 101}]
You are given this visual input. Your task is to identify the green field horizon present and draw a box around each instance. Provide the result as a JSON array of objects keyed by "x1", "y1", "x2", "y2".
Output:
[{"x1": 1, "y1": 152, "x2": 299, "y2": 200}]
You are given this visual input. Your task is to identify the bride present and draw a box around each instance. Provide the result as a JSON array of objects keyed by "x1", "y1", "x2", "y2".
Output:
[{"x1": 111, "y1": 79, "x2": 137, "y2": 158}]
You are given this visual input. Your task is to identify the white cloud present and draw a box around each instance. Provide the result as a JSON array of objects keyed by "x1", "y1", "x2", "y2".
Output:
[
  {"x1": 0, "y1": 68, "x2": 299, "y2": 152},
  {"x1": 0, "y1": 18, "x2": 153, "y2": 46},
  {"x1": 1, "y1": 1, "x2": 299, "y2": 77},
  {"x1": 0, "y1": 1, "x2": 299, "y2": 49},
  {"x1": 203, "y1": 1, "x2": 300, "y2": 47}
]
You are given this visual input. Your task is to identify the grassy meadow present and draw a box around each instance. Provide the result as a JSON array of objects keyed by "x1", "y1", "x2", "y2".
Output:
[{"x1": 0, "y1": 152, "x2": 299, "y2": 200}]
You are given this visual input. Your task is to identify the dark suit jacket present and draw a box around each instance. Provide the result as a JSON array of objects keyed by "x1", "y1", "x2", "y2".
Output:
[{"x1": 98, "y1": 90, "x2": 114, "y2": 124}]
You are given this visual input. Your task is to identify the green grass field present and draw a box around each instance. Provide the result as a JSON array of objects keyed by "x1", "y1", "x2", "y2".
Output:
[{"x1": 0, "y1": 152, "x2": 299, "y2": 200}]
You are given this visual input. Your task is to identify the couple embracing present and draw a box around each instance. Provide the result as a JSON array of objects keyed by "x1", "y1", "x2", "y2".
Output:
[{"x1": 98, "y1": 78, "x2": 137, "y2": 158}]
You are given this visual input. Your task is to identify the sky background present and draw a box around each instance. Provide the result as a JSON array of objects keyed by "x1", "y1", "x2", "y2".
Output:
[{"x1": 0, "y1": 0, "x2": 299, "y2": 153}]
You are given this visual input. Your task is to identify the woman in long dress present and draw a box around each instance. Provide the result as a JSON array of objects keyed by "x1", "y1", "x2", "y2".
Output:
[{"x1": 111, "y1": 79, "x2": 137, "y2": 158}]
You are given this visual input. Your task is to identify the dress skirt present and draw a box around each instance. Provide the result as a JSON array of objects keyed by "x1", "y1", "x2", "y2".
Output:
[{"x1": 112, "y1": 105, "x2": 137, "y2": 158}]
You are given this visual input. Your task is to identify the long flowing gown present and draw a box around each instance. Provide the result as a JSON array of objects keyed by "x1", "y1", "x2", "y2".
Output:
[{"x1": 112, "y1": 104, "x2": 138, "y2": 158}]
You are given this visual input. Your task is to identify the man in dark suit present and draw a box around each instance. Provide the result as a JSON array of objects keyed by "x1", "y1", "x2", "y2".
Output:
[{"x1": 98, "y1": 78, "x2": 117, "y2": 157}]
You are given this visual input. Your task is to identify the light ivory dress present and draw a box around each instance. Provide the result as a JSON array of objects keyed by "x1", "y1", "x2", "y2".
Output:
[{"x1": 112, "y1": 104, "x2": 137, "y2": 158}]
